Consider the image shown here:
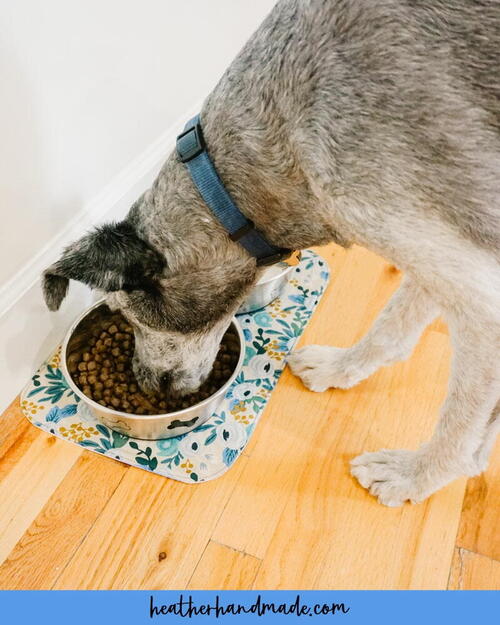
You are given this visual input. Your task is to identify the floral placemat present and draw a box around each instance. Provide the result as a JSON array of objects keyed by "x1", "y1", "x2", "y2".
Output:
[{"x1": 20, "y1": 250, "x2": 329, "y2": 483}]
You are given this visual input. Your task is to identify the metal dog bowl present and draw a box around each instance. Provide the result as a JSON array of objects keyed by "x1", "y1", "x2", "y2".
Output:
[
  {"x1": 61, "y1": 300, "x2": 245, "y2": 440},
  {"x1": 237, "y1": 251, "x2": 301, "y2": 314}
]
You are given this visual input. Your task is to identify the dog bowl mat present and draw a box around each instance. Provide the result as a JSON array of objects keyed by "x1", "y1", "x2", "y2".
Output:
[{"x1": 20, "y1": 249, "x2": 330, "y2": 483}]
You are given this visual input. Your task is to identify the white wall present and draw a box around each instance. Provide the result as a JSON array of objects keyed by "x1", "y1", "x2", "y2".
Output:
[{"x1": 0, "y1": 0, "x2": 276, "y2": 412}]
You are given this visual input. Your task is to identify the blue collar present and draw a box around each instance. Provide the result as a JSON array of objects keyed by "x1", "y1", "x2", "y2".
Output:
[{"x1": 176, "y1": 115, "x2": 291, "y2": 266}]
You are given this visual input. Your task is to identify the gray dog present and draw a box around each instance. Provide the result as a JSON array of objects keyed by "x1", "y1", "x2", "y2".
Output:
[{"x1": 43, "y1": 0, "x2": 500, "y2": 506}]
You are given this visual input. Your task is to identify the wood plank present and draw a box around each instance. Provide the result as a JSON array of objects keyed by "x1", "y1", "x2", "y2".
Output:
[
  {"x1": 0, "y1": 409, "x2": 41, "y2": 482},
  {"x1": 456, "y1": 438, "x2": 500, "y2": 561},
  {"x1": 310, "y1": 246, "x2": 399, "y2": 348},
  {"x1": 448, "y1": 548, "x2": 500, "y2": 590},
  {"x1": 0, "y1": 398, "x2": 32, "y2": 460},
  {"x1": 0, "y1": 428, "x2": 82, "y2": 565},
  {"x1": 253, "y1": 330, "x2": 465, "y2": 589},
  {"x1": 212, "y1": 373, "x2": 338, "y2": 559},
  {"x1": 187, "y1": 541, "x2": 261, "y2": 590},
  {"x1": 53, "y1": 455, "x2": 248, "y2": 589},
  {"x1": 213, "y1": 248, "x2": 400, "y2": 558},
  {"x1": 0, "y1": 452, "x2": 127, "y2": 589}
]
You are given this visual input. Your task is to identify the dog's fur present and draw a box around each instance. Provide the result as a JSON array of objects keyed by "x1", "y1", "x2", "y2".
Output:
[{"x1": 43, "y1": 0, "x2": 500, "y2": 506}]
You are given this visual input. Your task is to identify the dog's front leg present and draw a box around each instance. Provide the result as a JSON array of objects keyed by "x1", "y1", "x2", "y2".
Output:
[
  {"x1": 351, "y1": 316, "x2": 500, "y2": 506},
  {"x1": 288, "y1": 275, "x2": 438, "y2": 392}
]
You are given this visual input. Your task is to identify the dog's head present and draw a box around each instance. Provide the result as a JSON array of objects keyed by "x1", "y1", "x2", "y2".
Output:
[{"x1": 43, "y1": 220, "x2": 254, "y2": 395}]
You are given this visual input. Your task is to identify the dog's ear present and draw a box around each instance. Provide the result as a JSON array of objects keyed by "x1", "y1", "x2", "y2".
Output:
[{"x1": 42, "y1": 221, "x2": 165, "y2": 311}]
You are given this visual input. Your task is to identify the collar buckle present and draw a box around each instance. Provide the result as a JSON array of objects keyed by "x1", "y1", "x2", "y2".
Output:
[
  {"x1": 256, "y1": 248, "x2": 293, "y2": 266},
  {"x1": 177, "y1": 121, "x2": 205, "y2": 163},
  {"x1": 231, "y1": 221, "x2": 292, "y2": 266}
]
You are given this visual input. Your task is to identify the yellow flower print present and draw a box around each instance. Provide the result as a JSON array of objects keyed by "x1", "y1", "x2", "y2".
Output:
[
  {"x1": 268, "y1": 297, "x2": 291, "y2": 319},
  {"x1": 230, "y1": 401, "x2": 247, "y2": 416},
  {"x1": 59, "y1": 422, "x2": 99, "y2": 442},
  {"x1": 234, "y1": 412, "x2": 253, "y2": 426},
  {"x1": 21, "y1": 399, "x2": 44, "y2": 416},
  {"x1": 230, "y1": 398, "x2": 255, "y2": 425},
  {"x1": 264, "y1": 340, "x2": 285, "y2": 361},
  {"x1": 48, "y1": 348, "x2": 62, "y2": 368},
  {"x1": 180, "y1": 459, "x2": 194, "y2": 474}
]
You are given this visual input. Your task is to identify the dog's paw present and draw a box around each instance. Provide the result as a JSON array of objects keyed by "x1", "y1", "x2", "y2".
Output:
[
  {"x1": 287, "y1": 345, "x2": 361, "y2": 392},
  {"x1": 350, "y1": 449, "x2": 431, "y2": 507}
]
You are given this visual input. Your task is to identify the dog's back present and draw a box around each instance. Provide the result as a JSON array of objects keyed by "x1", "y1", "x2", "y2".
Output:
[
  {"x1": 209, "y1": 0, "x2": 500, "y2": 254},
  {"x1": 422, "y1": 0, "x2": 500, "y2": 130}
]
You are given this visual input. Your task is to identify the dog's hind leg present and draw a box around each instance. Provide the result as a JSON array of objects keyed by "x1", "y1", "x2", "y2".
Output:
[
  {"x1": 288, "y1": 275, "x2": 439, "y2": 392},
  {"x1": 351, "y1": 311, "x2": 500, "y2": 506},
  {"x1": 474, "y1": 399, "x2": 500, "y2": 472}
]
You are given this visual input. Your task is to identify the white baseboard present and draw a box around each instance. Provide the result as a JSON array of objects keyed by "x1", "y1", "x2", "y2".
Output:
[{"x1": 0, "y1": 100, "x2": 202, "y2": 415}]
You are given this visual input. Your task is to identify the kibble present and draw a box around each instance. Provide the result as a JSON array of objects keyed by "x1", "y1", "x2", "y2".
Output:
[{"x1": 69, "y1": 311, "x2": 240, "y2": 415}]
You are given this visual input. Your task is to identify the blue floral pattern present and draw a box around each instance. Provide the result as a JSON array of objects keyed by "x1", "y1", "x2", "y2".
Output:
[{"x1": 20, "y1": 250, "x2": 329, "y2": 483}]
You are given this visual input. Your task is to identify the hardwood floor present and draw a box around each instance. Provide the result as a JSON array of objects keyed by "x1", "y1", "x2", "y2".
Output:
[{"x1": 0, "y1": 244, "x2": 498, "y2": 590}]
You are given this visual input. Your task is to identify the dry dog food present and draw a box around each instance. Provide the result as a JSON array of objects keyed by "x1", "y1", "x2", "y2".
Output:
[{"x1": 67, "y1": 312, "x2": 240, "y2": 415}]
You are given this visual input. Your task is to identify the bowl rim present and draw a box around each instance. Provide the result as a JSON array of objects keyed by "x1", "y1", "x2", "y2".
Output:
[
  {"x1": 255, "y1": 251, "x2": 302, "y2": 287},
  {"x1": 60, "y1": 299, "x2": 246, "y2": 420}
]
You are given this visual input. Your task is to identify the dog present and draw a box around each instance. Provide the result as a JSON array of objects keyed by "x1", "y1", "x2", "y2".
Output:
[{"x1": 42, "y1": 0, "x2": 500, "y2": 506}]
